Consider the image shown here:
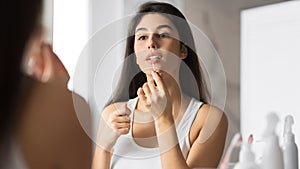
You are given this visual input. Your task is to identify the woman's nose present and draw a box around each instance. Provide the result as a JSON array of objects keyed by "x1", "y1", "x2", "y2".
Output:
[{"x1": 147, "y1": 35, "x2": 158, "y2": 49}]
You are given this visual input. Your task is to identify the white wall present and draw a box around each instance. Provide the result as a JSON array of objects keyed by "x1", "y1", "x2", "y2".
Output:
[{"x1": 241, "y1": 0, "x2": 300, "y2": 161}]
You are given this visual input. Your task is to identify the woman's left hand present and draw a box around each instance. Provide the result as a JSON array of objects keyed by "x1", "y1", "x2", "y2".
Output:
[{"x1": 137, "y1": 71, "x2": 173, "y2": 121}]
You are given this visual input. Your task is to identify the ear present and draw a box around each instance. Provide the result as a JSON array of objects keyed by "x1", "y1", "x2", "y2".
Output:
[
  {"x1": 180, "y1": 44, "x2": 188, "y2": 59},
  {"x1": 23, "y1": 27, "x2": 69, "y2": 83},
  {"x1": 23, "y1": 31, "x2": 42, "y2": 79},
  {"x1": 22, "y1": 31, "x2": 51, "y2": 82},
  {"x1": 23, "y1": 43, "x2": 69, "y2": 83}
]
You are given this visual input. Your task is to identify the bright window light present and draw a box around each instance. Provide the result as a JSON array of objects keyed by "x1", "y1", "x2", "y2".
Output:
[{"x1": 53, "y1": 0, "x2": 89, "y2": 79}]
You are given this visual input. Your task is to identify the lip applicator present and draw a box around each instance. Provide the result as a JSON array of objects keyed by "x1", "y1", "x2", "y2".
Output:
[
  {"x1": 148, "y1": 55, "x2": 159, "y2": 72},
  {"x1": 152, "y1": 63, "x2": 156, "y2": 72}
]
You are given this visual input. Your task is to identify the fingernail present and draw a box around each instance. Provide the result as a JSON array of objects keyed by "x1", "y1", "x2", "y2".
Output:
[
  {"x1": 151, "y1": 71, "x2": 155, "y2": 75},
  {"x1": 248, "y1": 134, "x2": 253, "y2": 144}
]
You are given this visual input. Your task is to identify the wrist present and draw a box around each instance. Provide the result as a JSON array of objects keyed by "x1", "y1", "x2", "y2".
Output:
[
  {"x1": 98, "y1": 139, "x2": 117, "y2": 152},
  {"x1": 154, "y1": 114, "x2": 174, "y2": 132},
  {"x1": 99, "y1": 146, "x2": 113, "y2": 155},
  {"x1": 154, "y1": 122, "x2": 179, "y2": 152}
]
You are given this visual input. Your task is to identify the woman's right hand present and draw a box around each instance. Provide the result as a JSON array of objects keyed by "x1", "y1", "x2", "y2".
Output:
[{"x1": 96, "y1": 103, "x2": 131, "y2": 151}]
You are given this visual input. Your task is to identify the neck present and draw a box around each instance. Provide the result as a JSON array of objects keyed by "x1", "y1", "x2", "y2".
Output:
[{"x1": 160, "y1": 71, "x2": 188, "y2": 118}]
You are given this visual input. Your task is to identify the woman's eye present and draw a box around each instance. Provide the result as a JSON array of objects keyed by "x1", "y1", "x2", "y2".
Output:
[
  {"x1": 158, "y1": 33, "x2": 169, "y2": 38},
  {"x1": 137, "y1": 35, "x2": 147, "y2": 40}
]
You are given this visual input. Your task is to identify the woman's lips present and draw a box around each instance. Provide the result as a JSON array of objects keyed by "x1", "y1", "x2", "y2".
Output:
[
  {"x1": 147, "y1": 55, "x2": 161, "y2": 64},
  {"x1": 146, "y1": 53, "x2": 161, "y2": 64}
]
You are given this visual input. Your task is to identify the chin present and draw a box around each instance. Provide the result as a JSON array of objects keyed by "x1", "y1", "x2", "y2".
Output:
[{"x1": 139, "y1": 64, "x2": 163, "y2": 74}]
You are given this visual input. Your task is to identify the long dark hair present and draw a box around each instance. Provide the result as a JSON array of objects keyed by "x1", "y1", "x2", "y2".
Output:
[
  {"x1": 0, "y1": 0, "x2": 42, "y2": 152},
  {"x1": 109, "y1": 2, "x2": 209, "y2": 105}
]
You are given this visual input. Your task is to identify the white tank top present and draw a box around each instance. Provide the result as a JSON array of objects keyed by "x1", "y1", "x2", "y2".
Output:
[{"x1": 111, "y1": 97, "x2": 203, "y2": 169}]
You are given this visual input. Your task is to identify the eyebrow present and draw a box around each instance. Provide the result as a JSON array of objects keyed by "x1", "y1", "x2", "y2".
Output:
[
  {"x1": 135, "y1": 24, "x2": 173, "y2": 33},
  {"x1": 157, "y1": 24, "x2": 173, "y2": 30}
]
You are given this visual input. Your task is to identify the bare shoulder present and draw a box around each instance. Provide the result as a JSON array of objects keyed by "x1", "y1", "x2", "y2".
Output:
[
  {"x1": 198, "y1": 104, "x2": 228, "y2": 127},
  {"x1": 49, "y1": 91, "x2": 92, "y2": 168},
  {"x1": 198, "y1": 104, "x2": 228, "y2": 141},
  {"x1": 199, "y1": 104, "x2": 224, "y2": 115},
  {"x1": 187, "y1": 104, "x2": 228, "y2": 168},
  {"x1": 18, "y1": 80, "x2": 92, "y2": 168},
  {"x1": 190, "y1": 103, "x2": 228, "y2": 145}
]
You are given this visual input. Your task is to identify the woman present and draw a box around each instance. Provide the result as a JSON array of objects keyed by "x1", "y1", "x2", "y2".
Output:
[
  {"x1": 0, "y1": 0, "x2": 92, "y2": 168},
  {"x1": 93, "y1": 2, "x2": 228, "y2": 169}
]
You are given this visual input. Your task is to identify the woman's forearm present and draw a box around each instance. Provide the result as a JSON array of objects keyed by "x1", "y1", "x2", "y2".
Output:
[
  {"x1": 92, "y1": 146, "x2": 112, "y2": 169},
  {"x1": 155, "y1": 117, "x2": 190, "y2": 169}
]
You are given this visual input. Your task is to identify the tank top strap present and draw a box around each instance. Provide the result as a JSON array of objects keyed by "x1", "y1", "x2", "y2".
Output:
[
  {"x1": 176, "y1": 98, "x2": 203, "y2": 139},
  {"x1": 126, "y1": 97, "x2": 139, "y2": 136}
]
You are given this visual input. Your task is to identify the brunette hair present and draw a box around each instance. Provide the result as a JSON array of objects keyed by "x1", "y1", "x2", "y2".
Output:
[{"x1": 0, "y1": 0, "x2": 42, "y2": 153}]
